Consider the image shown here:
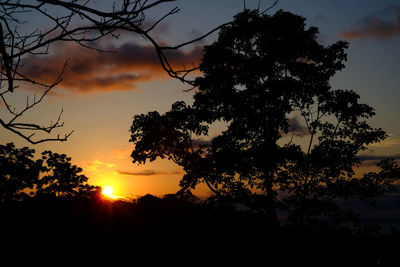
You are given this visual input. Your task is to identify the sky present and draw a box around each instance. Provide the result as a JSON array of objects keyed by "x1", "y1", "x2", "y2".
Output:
[{"x1": 1, "y1": 0, "x2": 400, "y2": 198}]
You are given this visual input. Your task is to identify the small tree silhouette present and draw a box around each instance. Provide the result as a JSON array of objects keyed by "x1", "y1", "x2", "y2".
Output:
[
  {"x1": 36, "y1": 150, "x2": 100, "y2": 199},
  {"x1": 0, "y1": 143, "x2": 41, "y2": 202},
  {"x1": 130, "y1": 10, "x2": 400, "y2": 226}
]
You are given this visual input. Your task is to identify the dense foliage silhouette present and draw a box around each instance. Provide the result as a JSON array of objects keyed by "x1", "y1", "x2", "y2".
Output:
[{"x1": 130, "y1": 10, "x2": 400, "y2": 227}]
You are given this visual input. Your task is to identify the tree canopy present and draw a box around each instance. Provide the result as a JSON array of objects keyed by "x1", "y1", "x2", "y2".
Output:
[{"x1": 130, "y1": 10, "x2": 400, "y2": 226}]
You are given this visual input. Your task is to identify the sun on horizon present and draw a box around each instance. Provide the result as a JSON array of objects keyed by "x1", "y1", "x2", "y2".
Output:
[{"x1": 102, "y1": 186, "x2": 119, "y2": 199}]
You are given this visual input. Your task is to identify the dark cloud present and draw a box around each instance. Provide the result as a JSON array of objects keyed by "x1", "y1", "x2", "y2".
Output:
[
  {"x1": 286, "y1": 117, "x2": 310, "y2": 137},
  {"x1": 342, "y1": 6, "x2": 400, "y2": 40},
  {"x1": 358, "y1": 154, "x2": 400, "y2": 167},
  {"x1": 21, "y1": 41, "x2": 202, "y2": 94},
  {"x1": 117, "y1": 170, "x2": 182, "y2": 176}
]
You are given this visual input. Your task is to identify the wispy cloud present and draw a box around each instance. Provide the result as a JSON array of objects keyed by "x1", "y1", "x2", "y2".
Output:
[
  {"x1": 20, "y1": 41, "x2": 202, "y2": 94},
  {"x1": 85, "y1": 159, "x2": 116, "y2": 172},
  {"x1": 370, "y1": 134, "x2": 400, "y2": 148},
  {"x1": 108, "y1": 148, "x2": 133, "y2": 160},
  {"x1": 342, "y1": 6, "x2": 400, "y2": 40},
  {"x1": 117, "y1": 170, "x2": 182, "y2": 176}
]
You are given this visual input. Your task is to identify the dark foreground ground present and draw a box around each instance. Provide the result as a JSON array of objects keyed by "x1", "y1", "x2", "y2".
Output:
[{"x1": 1, "y1": 197, "x2": 399, "y2": 266}]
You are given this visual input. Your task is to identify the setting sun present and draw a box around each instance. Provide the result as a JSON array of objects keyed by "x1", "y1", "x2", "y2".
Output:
[{"x1": 102, "y1": 186, "x2": 116, "y2": 198}]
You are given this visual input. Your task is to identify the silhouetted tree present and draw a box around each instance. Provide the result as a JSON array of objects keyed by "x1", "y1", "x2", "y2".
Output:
[
  {"x1": 36, "y1": 150, "x2": 99, "y2": 199},
  {"x1": 130, "y1": 10, "x2": 400, "y2": 226},
  {"x1": 0, "y1": 142, "x2": 40, "y2": 201}
]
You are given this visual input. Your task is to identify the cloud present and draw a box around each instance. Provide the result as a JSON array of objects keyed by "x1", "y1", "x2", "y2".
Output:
[
  {"x1": 342, "y1": 6, "x2": 400, "y2": 40},
  {"x1": 108, "y1": 148, "x2": 133, "y2": 160},
  {"x1": 85, "y1": 159, "x2": 116, "y2": 172},
  {"x1": 281, "y1": 116, "x2": 310, "y2": 137},
  {"x1": 358, "y1": 154, "x2": 400, "y2": 167},
  {"x1": 370, "y1": 134, "x2": 400, "y2": 148},
  {"x1": 20, "y1": 41, "x2": 202, "y2": 94},
  {"x1": 117, "y1": 170, "x2": 182, "y2": 176}
]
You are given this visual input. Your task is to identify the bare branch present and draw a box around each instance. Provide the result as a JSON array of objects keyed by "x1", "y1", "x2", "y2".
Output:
[
  {"x1": 260, "y1": 0, "x2": 279, "y2": 15},
  {"x1": 0, "y1": 0, "x2": 280, "y2": 144},
  {"x1": 0, "y1": 0, "x2": 180, "y2": 144},
  {"x1": 145, "y1": 6, "x2": 179, "y2": 33},
  {"x1": 0, "y1": 22, "x2": 14, "y2": 92}
]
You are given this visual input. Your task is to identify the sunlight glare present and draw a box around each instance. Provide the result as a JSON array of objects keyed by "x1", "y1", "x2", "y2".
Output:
[{"x1": 102, "y1": 186, "x2": 115, "y2": 198}]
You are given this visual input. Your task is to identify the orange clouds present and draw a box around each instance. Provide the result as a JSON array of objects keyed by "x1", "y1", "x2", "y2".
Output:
[
  {"x1": 117, "y1": 170, "x2": 182, "y2": 176},
  {"x1": 342, "y1": 7, "x2": 400, "y2": 40},
  {"x1": 21, "y1": 41, "x2": 202, "y2": 94}
]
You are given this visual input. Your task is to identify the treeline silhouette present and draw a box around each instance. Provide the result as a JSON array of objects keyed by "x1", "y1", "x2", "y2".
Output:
[{"x1": 0, "y1": 194, "x2": 398, "y2": 265}]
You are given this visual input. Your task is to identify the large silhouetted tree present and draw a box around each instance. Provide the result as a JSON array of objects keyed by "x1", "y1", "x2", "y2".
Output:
[
  {"x1": 130, "y1": 10, "x2": 400, "y2": 226},
  {"x1": 0, "y1": 142, "x2": 41, "y2": 201}
]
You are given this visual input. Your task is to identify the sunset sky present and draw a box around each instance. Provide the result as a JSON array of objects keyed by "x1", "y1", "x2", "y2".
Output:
[{"x1": 1, "y1": 0, "x2": 400, "y2": 198}]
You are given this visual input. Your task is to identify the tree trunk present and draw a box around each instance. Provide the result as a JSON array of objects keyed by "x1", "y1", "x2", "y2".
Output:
[{"x1": 265, "y1": 174, "x2": 279, "y2": 226}]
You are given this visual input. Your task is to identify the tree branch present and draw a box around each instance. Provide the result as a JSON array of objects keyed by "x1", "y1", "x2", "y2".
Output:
[{"x1": 1, "y1": 0, "x2": 280, "y2": 144}]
